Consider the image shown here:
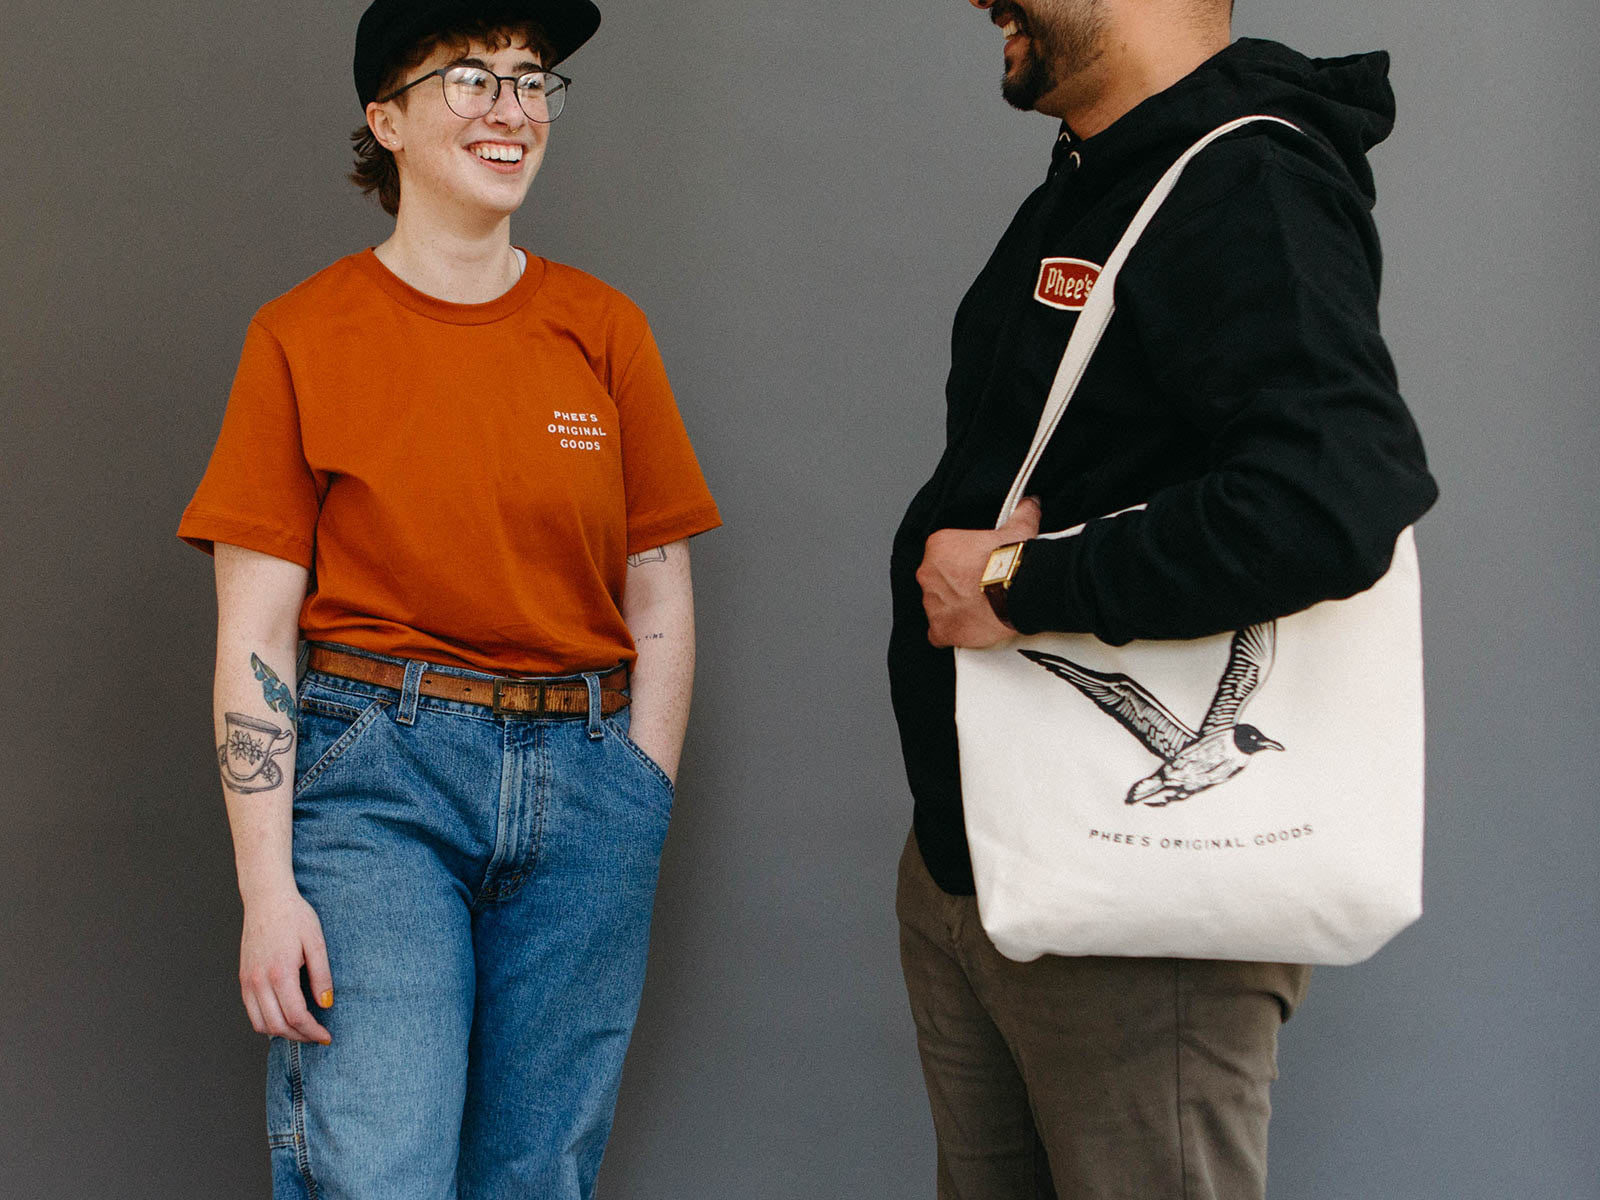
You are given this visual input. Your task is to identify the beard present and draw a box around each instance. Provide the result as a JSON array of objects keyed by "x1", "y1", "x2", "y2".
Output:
[{"x1": 998, "y1": 1, "x2": 1108, "y2": 112}]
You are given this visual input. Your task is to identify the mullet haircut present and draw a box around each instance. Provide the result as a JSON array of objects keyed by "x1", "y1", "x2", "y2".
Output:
[{"x1": 350, "y1": 20, "x2": 555, "y2": 216}]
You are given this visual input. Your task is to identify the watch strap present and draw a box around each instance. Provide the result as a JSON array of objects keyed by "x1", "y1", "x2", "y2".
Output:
[{"x1": 983, "y1": 578, "x2": 1011, "y2": 624}]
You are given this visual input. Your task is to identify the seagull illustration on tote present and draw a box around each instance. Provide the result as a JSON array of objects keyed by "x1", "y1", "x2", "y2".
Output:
[{"x1": 1018, "y1": 622, "x2": 1283, "y2": 807}]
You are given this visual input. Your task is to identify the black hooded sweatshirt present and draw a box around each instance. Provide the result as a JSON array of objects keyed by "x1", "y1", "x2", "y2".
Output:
[{"x1": 888, "y1": 39, "x2": 1439, "y2": 895}]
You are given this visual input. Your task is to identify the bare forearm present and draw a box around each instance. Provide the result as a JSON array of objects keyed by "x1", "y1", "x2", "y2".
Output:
[
  {"x1": 210, "y1": 544, "x2": 334, "y2": 1042},
  {"x1": 212, "y1": 546, "x2": 309, "y2": 904},
  {"x1": 622, "y1": 541, "x2": 695, "y2": 781}
]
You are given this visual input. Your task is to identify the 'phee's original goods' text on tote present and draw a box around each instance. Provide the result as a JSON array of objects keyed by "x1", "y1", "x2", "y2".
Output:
[{"x1": 955, "y1": 116, "x2": 1425, "y2": 967}]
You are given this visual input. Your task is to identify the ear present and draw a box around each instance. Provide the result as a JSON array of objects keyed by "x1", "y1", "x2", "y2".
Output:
[{"x1": 366, "y1": 101, "x2": 402, "y2": 152}]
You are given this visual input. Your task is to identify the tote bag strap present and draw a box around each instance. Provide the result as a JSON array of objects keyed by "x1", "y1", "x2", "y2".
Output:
[{"x1": 994, "y1": 114, "x2": 1302, "y2": 528}]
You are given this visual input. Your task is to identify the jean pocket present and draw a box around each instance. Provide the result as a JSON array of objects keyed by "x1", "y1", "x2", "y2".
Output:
[
  {"x1": 602, "y1": 717, "x2": 676, "y2": 801},
  {"x1": 293, "y1": 694, "x2": 388, "y2": 797}
]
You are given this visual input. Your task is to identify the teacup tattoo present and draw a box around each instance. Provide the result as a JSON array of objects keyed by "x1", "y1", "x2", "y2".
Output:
[{"x1": 218, "y1": 712, "x2": 294, "y2": 793}]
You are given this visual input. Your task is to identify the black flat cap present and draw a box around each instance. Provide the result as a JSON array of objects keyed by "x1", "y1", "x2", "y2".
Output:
[{"x1": 355, "y1": 0, "x2": 601, "y2": 106}]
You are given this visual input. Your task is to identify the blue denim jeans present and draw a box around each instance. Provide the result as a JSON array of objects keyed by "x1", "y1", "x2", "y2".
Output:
[{"x1": 268, "y1": 647, "x2": 674, "y2": 1199}]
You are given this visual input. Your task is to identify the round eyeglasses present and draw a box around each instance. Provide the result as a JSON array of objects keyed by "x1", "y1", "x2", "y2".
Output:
[{"x1": 377, "y1": 64, "x2": 570, "y2": 124}]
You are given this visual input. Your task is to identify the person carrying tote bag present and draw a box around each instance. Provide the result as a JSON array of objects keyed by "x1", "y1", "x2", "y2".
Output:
[
  {"x1": 954, "y1": 114, "x2": 1428, "y2": 968},
  {"x1": 890, "y1": 10, "x2": 1438, "y2": 1197}
]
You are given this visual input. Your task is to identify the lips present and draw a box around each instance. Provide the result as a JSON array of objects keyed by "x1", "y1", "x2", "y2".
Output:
[
  {"x1": 465, "y1": 141, "x2": 528, "y2": 175},
  {"x1": 993, "y1": 4, "x2": 1027, "y2": 39},
  {"x1": 469, "y1": 141, "x2": 523, "y2": 161},
  {"x1": 992, "y1": 5, "x2": 1028, "y2": 60}
]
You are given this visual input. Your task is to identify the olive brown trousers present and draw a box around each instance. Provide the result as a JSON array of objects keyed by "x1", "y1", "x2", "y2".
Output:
[{"x1": 897, "y1": 832, "x2": 1311, "y2": 1200}]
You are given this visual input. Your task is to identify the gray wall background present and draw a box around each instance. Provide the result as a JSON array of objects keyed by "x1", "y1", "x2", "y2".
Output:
[{"x1": 2, "y1": 1, "x2": 1595, "y2": 1196}]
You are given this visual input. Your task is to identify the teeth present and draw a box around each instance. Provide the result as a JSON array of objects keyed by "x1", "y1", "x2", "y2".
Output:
[
  {"x1": 1001, "y1": 20, "x2": 1020, "y2": 36},
  {"x1": 472, "y1": 143, "x2": 523, "y2": 163}
]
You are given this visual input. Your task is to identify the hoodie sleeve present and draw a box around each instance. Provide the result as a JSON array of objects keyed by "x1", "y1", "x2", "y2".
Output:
[{"x1": 1005, "y1": 138, "x2": 1437, "y2": 643}]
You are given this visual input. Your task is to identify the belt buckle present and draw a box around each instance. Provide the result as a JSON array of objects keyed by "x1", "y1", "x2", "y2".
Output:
[{"x1": 491, "y1": 678, "x2": 542, "y2": 717}]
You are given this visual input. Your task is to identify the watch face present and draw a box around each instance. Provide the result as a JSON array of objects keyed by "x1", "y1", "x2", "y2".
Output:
[{"x1": 982, "y1": 543, "x2": 1022, "y2": 586}]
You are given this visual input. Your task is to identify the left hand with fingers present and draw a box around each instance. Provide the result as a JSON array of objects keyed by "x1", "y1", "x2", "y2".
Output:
[{"x1": 917, "y1": 498, "x2": 1042, "y2": 648}]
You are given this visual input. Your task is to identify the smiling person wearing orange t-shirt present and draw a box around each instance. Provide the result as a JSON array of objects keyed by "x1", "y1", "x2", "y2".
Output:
[{"x1": 178, "y1": 3, "x2": 719, "y2": 1195}]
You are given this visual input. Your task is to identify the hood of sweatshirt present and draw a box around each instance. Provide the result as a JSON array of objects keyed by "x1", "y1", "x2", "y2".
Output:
[{"x1": 1061, "y1": 38, "x2": 1394, "y2": 203}]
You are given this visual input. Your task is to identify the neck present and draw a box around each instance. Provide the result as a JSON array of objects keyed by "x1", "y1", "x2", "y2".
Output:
[
  {"x1": 374, "y1": 202, "x2": 522, "y2": 304},
  {"x1": 1040, "y1": 14, "x2": 1229, "y2": 139}
]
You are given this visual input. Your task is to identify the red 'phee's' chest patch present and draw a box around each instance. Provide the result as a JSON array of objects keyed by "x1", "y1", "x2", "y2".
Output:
[{"x1": 1034, "y1": 258, "x2": 1102, "y2": 311}]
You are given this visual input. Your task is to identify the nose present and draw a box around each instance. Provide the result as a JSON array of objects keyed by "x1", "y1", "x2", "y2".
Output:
[
  {"x1": 487, "y1": 79, "x2": 525, "y2": 129},
  {"x1": 969, "y1": 0, "x2": 996, "y2": 8}
]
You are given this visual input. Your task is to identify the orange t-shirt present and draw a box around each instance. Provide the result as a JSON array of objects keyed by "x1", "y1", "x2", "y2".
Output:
[{"x1": 179, "y1": 250, "x2": 721, "y2": 675}]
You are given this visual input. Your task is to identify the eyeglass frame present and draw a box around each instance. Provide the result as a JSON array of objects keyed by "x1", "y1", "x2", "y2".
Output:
[{"x1": 374, "y1": 64, "x2": 573, "y2": 124}]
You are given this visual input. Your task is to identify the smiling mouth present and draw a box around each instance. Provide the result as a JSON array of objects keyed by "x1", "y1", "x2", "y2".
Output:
[
  {"x1": 469, "y1": 142, "x2": 524, "y2": 164},
  {"x1": 993, "y1": 6, "x2": 1027, "y2": 44}
]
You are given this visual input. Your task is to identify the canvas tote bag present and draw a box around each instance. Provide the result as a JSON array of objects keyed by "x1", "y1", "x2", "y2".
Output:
[{"x1": 955, "y1": 116, "x2": 1425, "y2": 967}]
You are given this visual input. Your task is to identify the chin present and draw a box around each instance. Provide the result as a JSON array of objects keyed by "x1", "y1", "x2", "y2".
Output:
[
  {"x1": 1001, "y1": 60, "x2": 1051, "y2": 112},
  {"x1": 1001, "y1": 81, "x2": 1040, "y2": 111},
  {"x1": 470, "y1": 174, "x2": 542, "y2": 218}
]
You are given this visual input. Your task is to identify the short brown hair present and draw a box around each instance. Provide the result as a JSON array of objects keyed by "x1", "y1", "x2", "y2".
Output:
[{"x1": 350, "y1": 20, "x2": 554, "y2": 216}]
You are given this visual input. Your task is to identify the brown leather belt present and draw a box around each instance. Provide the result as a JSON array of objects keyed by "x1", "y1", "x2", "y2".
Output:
[{"x1": 307, "y1": 646, "x2": 630, "y2": 718}]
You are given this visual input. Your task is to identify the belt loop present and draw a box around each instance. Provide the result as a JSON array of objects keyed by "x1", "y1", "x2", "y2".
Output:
[
  {"x1": 396, "y1": 660, "x2": 425, "y2": 726},
  {"x1": 584, "y1": 672, "x2": 603, "y2": 740}
]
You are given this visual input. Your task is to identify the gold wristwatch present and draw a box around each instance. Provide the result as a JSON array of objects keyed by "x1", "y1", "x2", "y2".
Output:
[{"x1": 980, "y1": 541, "x2": 1026, "y2": 624}]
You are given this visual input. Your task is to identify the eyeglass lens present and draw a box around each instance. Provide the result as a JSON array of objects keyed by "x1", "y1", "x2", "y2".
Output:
[{"x1": 441, "y1": 66, "x2": 566, "y2": 123}]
